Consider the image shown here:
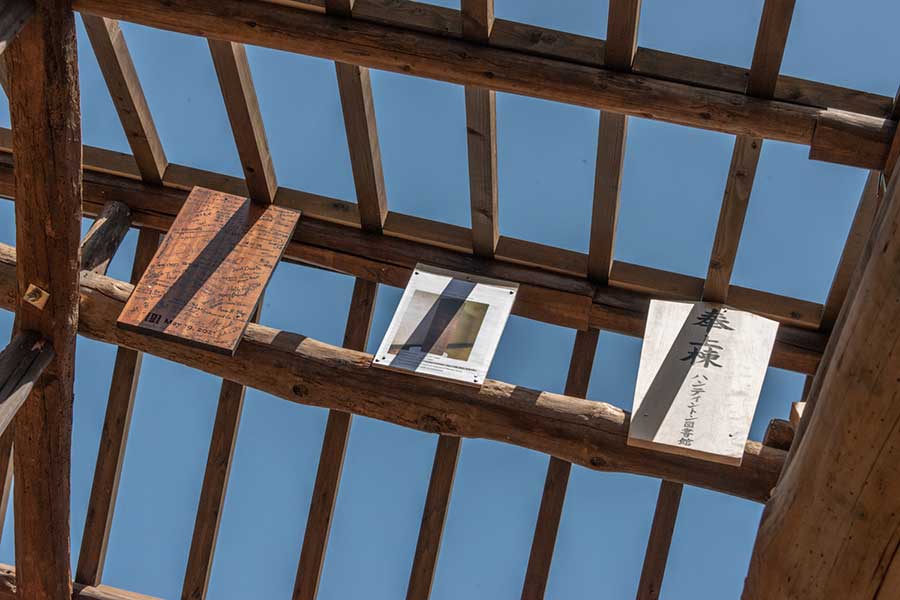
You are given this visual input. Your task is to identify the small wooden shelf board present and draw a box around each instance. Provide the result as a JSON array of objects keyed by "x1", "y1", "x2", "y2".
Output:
[
  {"x1": 117, "y1": 187, "x2": 300, "y2": 355},
  {"x1": 373, "y1": 264, "x2": 518, "y2": 386},
  {"x1": 628, "y1": 300, "x2": 778, "y2": 466}
]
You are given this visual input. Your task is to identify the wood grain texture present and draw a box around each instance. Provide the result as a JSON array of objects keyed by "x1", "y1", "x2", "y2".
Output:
[
  {"x1": 118, "y1": 187, "x2": 299, "y2": 354},
  {"x1": 208, "y1": 40, "x2": 277, "y2": 204},
  {"x1": 0, "y1": 331, "x2": 54, "y2": 439},
  {"x1": 0, "y1": 0, "x2": 33, "y2": 58},
  {"x1": 71, "y1": 0, "x2": 895, "y2": 169},
  {"x1": 0, "y1": 563, "x2": 161, "y2": 600},
  {"x1": 324, "y1": 0, "x2": 353, "y2": 17},
  {"x1": 521, "y1": 328, "x2": 600, "y2": 600},
  {"x1": 0, "y1": 144, "x2": 829, "y2": 373},
  {"x1": 82, "y1": 15, "x2": 166, "y2": 183},
  {"x1": 605, "y1": 0, "x2": 641, "y2": 70},
  {"x1": 0, "y1": 244, "x2": 785, "y2": 501},
  {"x1": 76, "y1": 228, "x2": 159, "y2": 587},
  {"x1": 742, "y1": 138, "x2": 900, "y2": 600},
  {"x1": 636, "y1": 480, "x2": 683, "y2": 600},
  {"x1": 762, "y1": 418, "x2": 793, "y2": 452},
  {"x1": 80, "y1": 201, "x2": 131, "y2": 275},
  {"x1": 335, "y1": 62, "x2": 387, "y2": 233},
  {"x1": 703, "y1": 136, "x2": 762, "y2": 303},
  {"x1": 6, "y1": 0, "x2": 82, "y2": 596},
  {"x1": 292, "y1": 278, "x2": 378, "y2": 600},
  {"x1": 406, "y1": 434, "x2": 461, "y2": 600},
  {"x1": 460, "y1": 0, "x2": 492, "y2": 42},
  {"x1": 821, "y1": 171, "x2": 882, "y2": 330},
  {"x1": 588, "y1": 111, "x2": 628, "y2": 283},
  {"x1": 746, "y1": 0, "x2": 795, "y2": 98},
  {"x1": 464, "y1": 85, "x2": 498, "y2": 257}
]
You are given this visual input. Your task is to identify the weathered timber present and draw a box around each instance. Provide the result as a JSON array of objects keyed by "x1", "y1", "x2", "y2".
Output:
[
  {"x1": 742, "y1": 146, "x2": 900, "y2": 598},
  {"x1": 0, "y1": 0, "x2": 33, "y2": 57},
  {"x1": 118, "y1": 188, "x2": 299, "y2": 354},
  {"x1": 71, "y1": 0, "x2": 896, "y2": 170},
  {"x1": 521, "y1": 328, "x2": 600, "y2": 600},
  {"x1": 208, "y1": 40, "x2": 277, "y2": 204},
  {"x1": 762, "y1": 418, "x2": 794, "y2": 452},
  {"x1": 81, "y1": 15, "x2": 166, "y2": 183},
  {"x1": 0, "y1": 331, "x2": 54, "y2": 438},
  {"x1": 406, "y1": 434, "x2": 462, "y2": 600},
  {"x1": 76, "y1": 229, "x2": 159, "y2": 586},
  {"x1": 293, "y1": 278, "x2": 378, "y2": 600},
  {"x1": 324, "y1": 0, "x2": 353, "y2": 18},
  {"x1": 587, "y1": 111, "x2": 628, "y2": 283},
  {"x1": 6, "y1": 0, "x2": 82, "y2": 596},
  {"x1": 80, "y1": 201, "x2": 131, "y2": 274},
  {"x1": 0, "y1": 243, "x2": 783, "y2": 502},
  {"x1": 0, "y1": 563, "x2": 161, "y2": 600},
  {"x1": 635, "y1": 480, "x2": 682, "y2": 600},
  {"x1": 335, "y1": 61, "x2": 387, "y2": 233},
  {"x1": 0, "y1": 148, "x2": 828, "y2": 374}
]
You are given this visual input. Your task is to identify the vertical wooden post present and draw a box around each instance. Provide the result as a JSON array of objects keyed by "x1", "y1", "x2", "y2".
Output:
[{"x1": 6, "y1": 0, "x2": 82, "y2": 597}]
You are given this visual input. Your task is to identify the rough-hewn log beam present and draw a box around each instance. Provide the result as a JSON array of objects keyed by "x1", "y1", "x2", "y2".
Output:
[
  {"x1": 0, "y1": 0, "x2": 33, "y2": 58},
  {"x1": 521, "y1": 328, "x2": 599, "y2": 600},
  {"x1": 0, "y1": 563, "x2": 160, "y2": 600},
  {"x1": 81, "y1": 15, "x2": 166, "y2": 184},
  {"x1": 742, "y1": 146, "x2": 900, "y2": 598},
  {"x1": 71, "y1": 0, "x2": 895, "y2": 170},
  {"x1": 0, "y1": 144, "x2": 829, "y2": 375},
  {"x1": 293, "y1": 278, "x2": 378, "y2": 600},
  {"x1": 79, "y1": 201, "x2": 131, "y2": 275},
  {"x1": 76, "y1": 229, "x2": 158, "y2": 587},
  {"x1": 6, "y1": 0, "x2": 82, "y2": 596},
  {"x1": 0, "y1": 243, "x2": 783, "y2": 502}
]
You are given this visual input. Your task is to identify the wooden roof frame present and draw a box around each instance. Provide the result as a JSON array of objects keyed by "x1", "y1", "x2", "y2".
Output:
[{"x1": 0, "y1": 0, "x2": 897, "y2": 598}]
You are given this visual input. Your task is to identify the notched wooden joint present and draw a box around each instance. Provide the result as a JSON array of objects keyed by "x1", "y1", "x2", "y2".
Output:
[{"x1": 22, "y1": 284, "x2": 49, "y2": 310}]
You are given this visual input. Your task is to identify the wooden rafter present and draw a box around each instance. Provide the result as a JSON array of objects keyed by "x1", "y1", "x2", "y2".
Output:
[
  {"x1": 587, "y1": 0, "x2": 640, "y2": 283},
  {"x1": 72, "y1": 0, "x2": 895, "y2": 171},
  {"x1": 521, "y1": 328, "x2": 600, "y2": 600},
  {"x1": 76, "y1": 228, "x2": 159, "y2": 587},
  {"x1": 6, "y1": 0, "x2": 82, "y2": 595},
  {"x1": 292, "y1": 278, "x2": 378, "y2": 600},
  {"x1": 82, "y1": 15, "x2": 167, "y2": 184},
  {"x1": 334, "y1": 62, "x2": 388, "y2": 233},
  {"x1": 208, "y1": 39, "x2": 277, "y2": 204},
  {"x1": 79, "y1": 201, "x2": 131, "y2": 275},
  {"x1": 0, "y1": 0, "x2": 33, "y2": 58},
  {"x1": 0, "y1": 139, "x2": 829, "y2": 375},
  {"x1": 0, "y1": 245, "x2": 784, "y2": 501},
  {"x1": 635, "y1": 480, "x2": 683, "y2": 600}
]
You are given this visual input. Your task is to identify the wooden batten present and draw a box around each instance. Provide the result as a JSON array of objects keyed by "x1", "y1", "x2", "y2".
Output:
[{"x1": 6, "y1": 0, "x2": 83, "y2": 596}]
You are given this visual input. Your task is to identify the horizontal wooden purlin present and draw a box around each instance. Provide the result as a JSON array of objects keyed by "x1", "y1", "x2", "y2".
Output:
[
  {"x1": 72, "y1": 0, "x2": 895, "y2": 170},
  {"x1": 0, "y1": 563, "x2": 160, "y2": 600},
  {"x1": 0, "y1": 141, "x2": 826, "y2": 374},
  {"x1": 0, "y1": 243, "x2": 783, "y2": 502},
  {"x1": 291, "y1": 0, "x2": 892, "y2": 120}
]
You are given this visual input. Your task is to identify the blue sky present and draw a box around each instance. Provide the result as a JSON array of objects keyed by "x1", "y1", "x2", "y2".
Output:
[{"x1": 0, "y1": 0, "x2": 898, "y2": 598}]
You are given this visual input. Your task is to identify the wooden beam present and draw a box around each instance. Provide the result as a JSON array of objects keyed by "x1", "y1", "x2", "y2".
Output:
[
  {"x1": 521, "y1": 328, "x2": 599, "y2": 600},
  {"x1": 324, "y1": 0, "x2": 353, "y2": 18},
  {"x1": 0, "y1": 141, "x2": 829, "y2": 374},
  {"x1": 742, "y1": 132, "x2": 900, "y2": 600},
  {"x1": 72, "y1": 0, "x2": 896, "y2": 170},
  {"x1": 604, "y1": 0, "x2": 641, "y2": 71},
  {"x1": 76, "y1": 229, "x2": 159, "y2": 587},
  {"x1": 81, "y1": 15, "x2": 166, "y2": 183},
  {"x1": 405, "y1": 434, "x2": 461, "y2": 600},
  {"x1": 79, "y1": 201, "x2": 131, "y2": 275},
  {"x1": 762, "y1": 418, "x2": 794, "y2": 452},
  {"x1": 460, "y1": 0, "x2": 493, "y2": 42},
  {"x1": 0, "y1": 434, "x2": 11, "y2": 542},
  {"x1": 0, "y1": 0, "x2": 33, "y2": 58},
  {"x1": 635, "y1": 480, "x2": 682, "y2": 600},
  {"x1": 0, "y1": 244, "x2": 784, "y2": 502},
  {"x1": 208, "y1": 39, "x2": 277, "y2": 204},
  {"x1": 0, "y1": 563, "x2": 161, "y2": 600},
  {"x1": 334, "y1": 62, "x2": 387, "y2": 233},
  {"x1": 6, "y1": 0, "x2": 82, "y2": 595},
  {"x1": 702, "y1": 0, "x2": 794, "y2": 303},
  {"x1": 0, "y1": 331, "x2": 54, "y2": 439},
  {"x1": 292, "y1": 278, "x2": 378, "y2": 600}
]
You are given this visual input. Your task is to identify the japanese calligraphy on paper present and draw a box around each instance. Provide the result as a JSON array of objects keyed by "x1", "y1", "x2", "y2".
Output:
[{"x1": 628, "y1": 300, "x2": 778, "y2": 466}]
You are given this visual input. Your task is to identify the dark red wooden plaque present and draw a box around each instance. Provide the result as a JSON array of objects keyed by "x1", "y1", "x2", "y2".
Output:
[{"x1": 117, "y1": 187, "x2": 300, "y2": 354}]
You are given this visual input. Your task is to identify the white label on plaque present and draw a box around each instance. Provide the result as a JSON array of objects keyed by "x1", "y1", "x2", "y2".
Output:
[
  {"x1": 372, "y1": 264, "x2": 518, "y2": 386},
  {"x1": 628, "y1": 300, "x2": 778, "y2": 466}
]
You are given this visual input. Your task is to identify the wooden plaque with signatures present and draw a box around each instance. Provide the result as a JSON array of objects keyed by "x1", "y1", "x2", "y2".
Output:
[{"x1": 117, "y1": 187, "x2": 300, "y2": 355}]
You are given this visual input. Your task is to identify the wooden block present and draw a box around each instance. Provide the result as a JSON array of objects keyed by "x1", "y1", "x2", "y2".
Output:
[
  {"x1": 117, "y1": 187, "x2": 299, "y2": 354},
  {"x1": 790, "y1": 401, "x2": 805, "y2": 429},
  {"x1": 628, "y1": 300, "x2": 778, "y2": 466}
]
